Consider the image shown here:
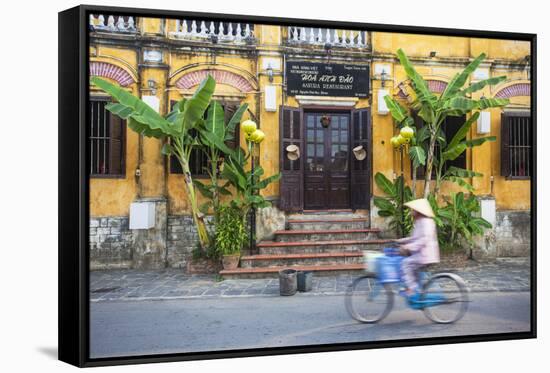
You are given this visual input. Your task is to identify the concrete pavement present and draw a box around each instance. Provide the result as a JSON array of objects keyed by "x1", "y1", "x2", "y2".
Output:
[{"x1": 90, "y1": 258, "x2": 531, "y2": 302}]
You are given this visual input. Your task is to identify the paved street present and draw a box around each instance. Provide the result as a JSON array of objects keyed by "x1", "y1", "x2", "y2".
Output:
[
  {"x1": 90, "y1": 291, "x2": 531, "y2": 358},
  {"x1": 90, "y1": 258, "x2": 530, "y2": 301}
]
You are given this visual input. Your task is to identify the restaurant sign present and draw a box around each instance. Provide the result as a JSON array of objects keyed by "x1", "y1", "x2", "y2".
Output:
[{"x1": 286, "y1": 61, "x2": 369, "y2": 97}]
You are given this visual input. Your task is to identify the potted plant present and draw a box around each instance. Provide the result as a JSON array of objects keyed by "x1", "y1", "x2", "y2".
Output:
[{"x1": 216, "y1": 204, "x2": 247, "y2": 270}]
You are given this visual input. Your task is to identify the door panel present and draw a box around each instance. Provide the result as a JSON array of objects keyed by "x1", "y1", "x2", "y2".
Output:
[
  {"x1": 279, "y1": 107, "x2": 304, "y2": 212},
  {"x1": 350, "y1": 108, "x2": 371, "y2": 209},
  {"x1": 304, "y1": 112, "x2": 351, "y2": 210}
]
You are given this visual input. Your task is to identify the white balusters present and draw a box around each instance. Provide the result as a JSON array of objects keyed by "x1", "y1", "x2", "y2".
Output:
[
  {"x1": 236, "y1": 23, "x2": 242, "y2": 42},
  {"x1": 116, "y1": 16, "x2": 126, "y2": 31},
  {"x1": 198, "y1": 21, "x2": 206, "y2": 38},
  {"x1": 287, "y1": 26, "x2": 367, "y2": 48},
  {"x1": 167, "y1": 20, "x2": 254, "y2": 43},
  {"x1": 107, "y1": 15, "x2": 116, "y2": 31},
  {"x1": 89, "y1": 14, "x2": 137, "y2": 32}
]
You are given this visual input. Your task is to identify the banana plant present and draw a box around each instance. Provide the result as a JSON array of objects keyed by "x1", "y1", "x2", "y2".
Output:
[
  {"x1": 373, "y1": 172, "x2": 414, "y2": 236},
  {"x1": 221, "y1": 144, "x2": 281, "y2": 225},
  {"x1": 436, "y1": 192, "x2": 492, "y2": 251},
  {"x1": 391, "y1": 49, "x2": 509, "y2": 197},
  {"x1": 91, "y1": 75, "x2": 216, "y2": 251},
  {"x1": 193, "y1": 101, "x2": 249, "y2": 224}
]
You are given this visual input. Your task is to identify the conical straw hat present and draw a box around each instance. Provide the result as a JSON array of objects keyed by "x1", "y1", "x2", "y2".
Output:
[
  {"x1": 353, "y1": 145, "x2": 367, "y2": 160},
  {"x1": 403, "y1": 198, "x2": 435, "y2": 218}
]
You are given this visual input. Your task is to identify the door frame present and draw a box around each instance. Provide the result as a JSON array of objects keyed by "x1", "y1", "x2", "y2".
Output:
[{"x1": 302, "y1": 106, "x2": 353, "y2": 210}]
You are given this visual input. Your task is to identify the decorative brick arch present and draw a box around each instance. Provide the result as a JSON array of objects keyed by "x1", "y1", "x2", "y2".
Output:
[
  {"x1": 175, "y1": 69, "x2": 254, "y2": 92},
  {"x1": 90, "y1": 61, "x2": 135, "y2": 87},
  {"x1": 397, "y1": 79, "x2": 448, "y2": 98},
  {"x1": 495, "y1": 83, "x2": 530, "y2": 98}
]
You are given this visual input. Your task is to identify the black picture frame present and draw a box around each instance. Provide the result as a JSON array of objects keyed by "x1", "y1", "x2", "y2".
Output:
[{"x1": 59, "y1": 4, "x2": 537, "y2": 367}]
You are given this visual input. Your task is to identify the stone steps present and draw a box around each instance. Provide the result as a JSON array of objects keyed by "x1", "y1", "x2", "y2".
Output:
[
  {"x1": 219, "y1": 210, "x2": 386, "y2": 279},
  {"x1": 257, "y1": 239, "x2": 389, "y2": 255},
  {"x1": 240, "y1": 252, "x2": 364, "y2": 268},
  {"x1": 287, "y1": 218, "x2": 370, "y2": 230},
  {"x1": 274, "y1": 228, "x2": 380, "y2": 242},
  {"x1": 219, "y1": 263, "x2": 367, "y2": 279}
]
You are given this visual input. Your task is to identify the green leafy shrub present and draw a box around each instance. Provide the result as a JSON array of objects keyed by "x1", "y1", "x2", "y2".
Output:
[
  {"x1": 428, "y1": 192, "x2": 492, "y2": 251},
  {"x1": 373, "y1": 172, "x2": 414, "y2": 236},
  {"x1": 215, "y1": 205, "x2": 247, "y2": 257}
]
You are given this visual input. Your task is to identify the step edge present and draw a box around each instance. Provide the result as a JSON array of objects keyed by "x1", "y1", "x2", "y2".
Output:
[
  {"x1": 258, "y1": 239, "x2": 391, "y2": 247},
  {"x1": 220, "y1": 263, "x2": 366, "y2": 274},
  {"x1": 241, "y1": 252, "x2": 364, "y2": 260}
]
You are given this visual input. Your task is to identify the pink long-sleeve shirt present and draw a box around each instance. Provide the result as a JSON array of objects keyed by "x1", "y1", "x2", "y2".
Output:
[{"x1": 399, "y1": 216, "x2": 440, "y2": 264}]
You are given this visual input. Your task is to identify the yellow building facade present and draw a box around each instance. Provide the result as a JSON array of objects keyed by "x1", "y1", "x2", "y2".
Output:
[{"x1": 88, "y1": 15, "x2": 532, "y2": 269}]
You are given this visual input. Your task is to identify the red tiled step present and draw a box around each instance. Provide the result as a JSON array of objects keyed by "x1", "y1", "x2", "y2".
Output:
[
  {"x1": 219, "y1": 263, "x2": 366, "y2": 276},
  {"x1": 287, "y1": 218, "x2": 369, "y2": 224},
  {"x1": 303, "y1": 209, "x2": 353, "y2": 213},
  {"x1": 257, "y1": 239, "x2": 390, "y2": 248},
  {"x1": 274, "y1": 228, "x2": 380, "y2": 236},
  {"x1": 241, "y1": 252, "x2": 363, "y2": 261}
]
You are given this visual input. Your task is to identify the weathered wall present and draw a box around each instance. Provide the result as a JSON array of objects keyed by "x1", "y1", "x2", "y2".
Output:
[{"x1": 473, "y1": 210, "x2": 531, "y2": 258}]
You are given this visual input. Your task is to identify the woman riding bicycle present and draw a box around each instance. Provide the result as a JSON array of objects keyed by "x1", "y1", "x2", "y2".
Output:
[{"x1": 395, "y1": 198, "x2": 440, "y2": 303}]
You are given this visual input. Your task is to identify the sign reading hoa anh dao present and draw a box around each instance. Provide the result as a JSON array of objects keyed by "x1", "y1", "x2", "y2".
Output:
[{"x1": 286, "y1": 61, "x2": 369, "y2": 97}]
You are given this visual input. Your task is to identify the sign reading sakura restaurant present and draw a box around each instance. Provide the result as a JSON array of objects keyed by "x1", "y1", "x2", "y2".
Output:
[{"x1": 285, "y1": 61, "x2": 369, "y2": 97}]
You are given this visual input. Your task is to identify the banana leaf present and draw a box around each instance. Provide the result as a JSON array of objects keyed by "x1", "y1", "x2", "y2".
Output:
[
  {"x1": 409, "y1": 145, "x2": 426, "y2": 168},
  {"x1": 396, "y1": 49, "x2": 437, "y2": 110},
  {"x1": 447, "y1": 112, "x2": 480, "y2": 150},
  {"x1": 440, "y1": 53, "x2": 486, "y2": 101},
  {"x1": 374, "y1": 172, "x2": 396, "y2": 197},
  {"x1": 463, "y1": 136, "x2": 496, "y2": 147},
  {"x1": 225, "y1": 104, "x2": 248, "y2": 142},
  {"x1": 205, "y1": 101, "x2": 225, "y2": 140},
  {"x1": 460, "y1": 76, "x2": 507, "y2": 96},
  {"x1": 445, "y1": 166, "x2": 482, "y2": 178},
  {"x1": 182, "y1": 75, "x2": 216, "y2": 133},
  {"x1": 92, "y1": 77, "x2": 175, "y2": 138},
  {"x1": 442, "y1": 143, "x2": 467, "y2": 161}
]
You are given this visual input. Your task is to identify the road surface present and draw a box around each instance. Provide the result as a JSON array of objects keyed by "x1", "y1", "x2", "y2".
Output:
[{"x1": 90, "y1": 292, "x2": 531, "y2": 358}]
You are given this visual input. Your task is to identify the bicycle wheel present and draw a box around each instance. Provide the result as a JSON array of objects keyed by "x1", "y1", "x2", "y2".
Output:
[
  {"x1": 345, "y1": 275, "x2": 394, "y2": 323},
  {"x1": 421, "y1": 273, "x2": 469, "y2": 324}
]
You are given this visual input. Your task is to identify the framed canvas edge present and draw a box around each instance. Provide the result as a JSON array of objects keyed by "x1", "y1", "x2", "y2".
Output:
[{"x1": 58, "y1": 4, "x2": 538, "y2": 368}]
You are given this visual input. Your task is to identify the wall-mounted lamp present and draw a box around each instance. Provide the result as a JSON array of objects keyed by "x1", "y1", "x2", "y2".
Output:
[
  {"x1": 429, "y1": 51, "x2": 437, "y2": 58},
  {"x1": 380, "y1": 70, "x2": 389, "y2": 87},
  {"x1": 266, "y1": 65, "x2": 274, "y2": 83},
  {"x1": 147, "y1": 79, "x2": 157, "y2": 95}
]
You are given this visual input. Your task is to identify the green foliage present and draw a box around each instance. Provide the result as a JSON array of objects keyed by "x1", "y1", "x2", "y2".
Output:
[
  {"x1": 428, "y1": 192, "x2": 492, "y2": 251},
  {"x1": 215, "y1": 205, "x2": 247, "y2": 256},
  {"x1": 91, "y1": 75, "x2": 216, "y2": 250},
  {"x1": 392, "y1": 49, "x2": 509, "y2": 197},
  {"x1": 221, "y1": 144, "x2": 281, "y2": 219},
  {"x1": 192, "y1": 102, "x2": 249, "y2": 222},
  {"x1": 373, "y1": 172, "x2": 414, "y2": 236}
]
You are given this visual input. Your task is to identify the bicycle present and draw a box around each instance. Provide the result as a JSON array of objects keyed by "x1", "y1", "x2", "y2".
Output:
[{"x1": 345, "y1": 247, "x2": 470, "y2": 324}]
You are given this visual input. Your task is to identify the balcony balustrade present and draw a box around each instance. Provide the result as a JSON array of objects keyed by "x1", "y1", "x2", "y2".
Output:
[
  {"x1": 287, "y1": 27, "x2": 367, "y2": 48},
  {"x1": 89, "y1": 14, "x2": 137, "y2": 33},
  {"x1": 169, "y1": 20, "x2": 255, "y2": 43}
]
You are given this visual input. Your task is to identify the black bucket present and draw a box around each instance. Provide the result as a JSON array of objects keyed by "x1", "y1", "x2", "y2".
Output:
[
  {"x1": 279, "y1": 269, "x2": 298, "y2": 296},
  {"x1": 297, "y1": 271, "x2": 313, "y2": 292}
]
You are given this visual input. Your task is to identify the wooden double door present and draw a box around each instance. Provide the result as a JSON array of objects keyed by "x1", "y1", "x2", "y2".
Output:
[
  {"x1": 279, "y1": 107, "x2": 370, "y2": 212},
  {"x1": 304, "y1": 112, "x2": 351, "y2": 209}
]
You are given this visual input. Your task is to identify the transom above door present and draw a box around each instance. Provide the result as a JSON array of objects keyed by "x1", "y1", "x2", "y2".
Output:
[{"x1": 304, "y1": 112, "x2": 350, "y2": 209}]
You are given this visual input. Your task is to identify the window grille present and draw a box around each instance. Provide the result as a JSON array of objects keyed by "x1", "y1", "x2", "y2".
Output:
[
  {"x1": 89, "y1": 98, "x2": 125, "y2": 177},
  {"x1": 501, "y1": 112, "x2": 531, "y2": 179}
]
